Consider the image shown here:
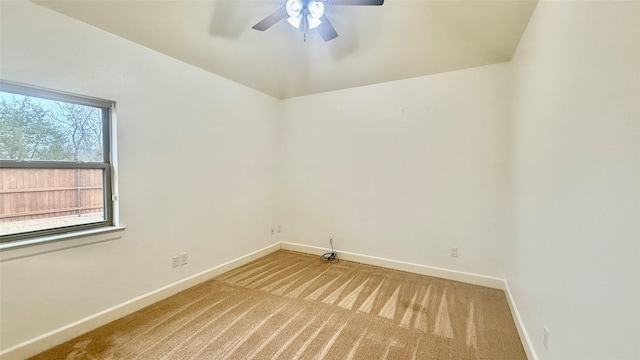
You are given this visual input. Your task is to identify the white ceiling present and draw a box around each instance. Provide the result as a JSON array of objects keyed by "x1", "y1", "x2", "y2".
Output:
[{"x1": 34, "y1": 0, "x2": 537, "y2": 99}]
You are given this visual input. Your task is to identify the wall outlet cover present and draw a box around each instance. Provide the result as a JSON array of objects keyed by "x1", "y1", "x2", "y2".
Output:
[{"x1": 449, "y1": 247, "x2": 459, "y2": 257}]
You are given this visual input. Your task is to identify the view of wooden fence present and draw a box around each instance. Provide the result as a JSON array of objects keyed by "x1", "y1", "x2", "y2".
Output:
[{"x1": 0, "y1": 168, "x2": 104, "y2": 223}]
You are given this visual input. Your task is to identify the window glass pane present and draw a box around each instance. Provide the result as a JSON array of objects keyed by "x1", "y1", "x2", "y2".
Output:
[
  {"x1": 0, "y1": 92, "x2": 103, "y2": 162},
  {"x1": 0, "y1": 168, "x2": 105, "y2": 236},
  {"x1": 0, "y1": 83, "x2": 112, "y2": 241}
]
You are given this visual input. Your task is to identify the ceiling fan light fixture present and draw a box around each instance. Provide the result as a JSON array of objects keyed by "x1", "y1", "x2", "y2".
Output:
[
  {"x1": 287, "y1": 15, "x2": 302, "y2": 28},
  {"x1": 308, "y1": 0, "x2": 325, "y2": 19},
  {"x1": 307, "y1": 14, "x2": 322, "y2": 29},
  {"x1": 286, "y1": 0, "x2": 303, "y2": 18}
]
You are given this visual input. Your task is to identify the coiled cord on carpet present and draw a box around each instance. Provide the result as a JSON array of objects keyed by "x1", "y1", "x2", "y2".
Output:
[{"x1": 320, "y1": 238, "x2": 339, "y2": 264}]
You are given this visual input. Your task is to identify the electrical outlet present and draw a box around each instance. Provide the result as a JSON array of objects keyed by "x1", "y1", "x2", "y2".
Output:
[
  {"x1": 271, "y1": 228, "x2": 275, "y2": 235},
  {"x1": 179, "y1": 252, "x2": 188, "y2": 266},
  {"x1": 172, "y1": 256, "x2": 180, "y2": 268},
  {"x1": 278, "y1": 225, "x2": 282, "y2": 233},
  {"x1": 543, "y1": 326, "x2": 550, "y2": 350},
  {"x1": 449, "y1": 247, "x2": 458, "y2": 257}
]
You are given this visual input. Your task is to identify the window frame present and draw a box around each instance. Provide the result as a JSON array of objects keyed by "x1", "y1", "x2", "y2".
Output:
[{"x1": 0, "y1": 80, "x2": 116, "y2": 244}]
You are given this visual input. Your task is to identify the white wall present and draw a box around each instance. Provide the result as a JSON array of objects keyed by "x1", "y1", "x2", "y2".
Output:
[
  {"x1": 280, "y1": 64, "x2": 511, "y2": 277},
  {"x1": 0, "y1": 0, "x2": 281, "y2": 352},
  {"x1": 507, "y1": 1, "x2": 640, "y2": 359}
]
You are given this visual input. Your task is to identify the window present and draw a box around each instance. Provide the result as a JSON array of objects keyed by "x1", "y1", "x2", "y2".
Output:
[{"x1": 0, "y1": 81, "x2": 115, "y2": 243}]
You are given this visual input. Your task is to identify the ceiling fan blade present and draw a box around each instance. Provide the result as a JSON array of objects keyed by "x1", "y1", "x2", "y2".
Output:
[
  {"x1": 317, "y1": 16, "x2": 338, "y2": 42},
  {"x1": 329, "y1": 0, "x2": 384, "y2": 6},
  {"x1": 252, "y1": 6, "x2": 288, "y2": 31}
]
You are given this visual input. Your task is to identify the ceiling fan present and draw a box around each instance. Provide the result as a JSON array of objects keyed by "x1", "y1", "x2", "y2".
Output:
[{"x1": 252, "y1": 0, "x2": 384, "y2": 42}]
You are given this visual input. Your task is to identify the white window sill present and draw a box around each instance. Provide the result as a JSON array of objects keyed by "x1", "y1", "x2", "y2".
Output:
[{"x1": 0, "y1": 226, "x2": 126, "y2": 262}]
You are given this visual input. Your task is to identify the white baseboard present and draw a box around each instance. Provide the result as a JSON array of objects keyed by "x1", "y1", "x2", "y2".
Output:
[
  {"x1": 503, "y1": 280, "x2": 538, "y2": 360},
  {"x1": 0, "y1": 242, "x2": 281, "y2": 360},
  {"x1": 281, "y1": 241, "x2": 505, "y2": 289},
  {"x1": 1, "y1": 241, "x2": 537, "y2": 360}
]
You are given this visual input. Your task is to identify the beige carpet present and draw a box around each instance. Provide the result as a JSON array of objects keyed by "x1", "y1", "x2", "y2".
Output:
[{"x1": 30, "y1": 250, "x2": 526, "y2": 359}]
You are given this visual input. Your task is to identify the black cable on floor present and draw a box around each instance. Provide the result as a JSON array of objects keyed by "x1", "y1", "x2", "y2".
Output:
[{"x1": 320, "y1": 238, "x2": 339, "y2": 264}]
